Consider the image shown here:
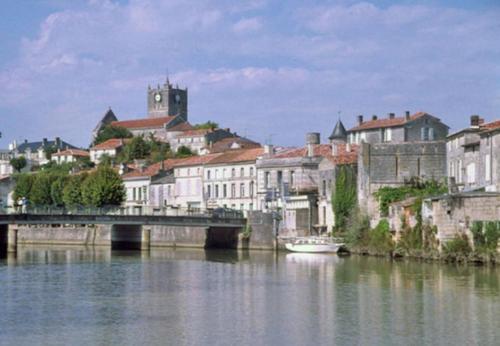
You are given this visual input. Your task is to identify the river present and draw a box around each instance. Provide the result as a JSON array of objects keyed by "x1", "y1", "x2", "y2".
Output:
[{"x1": 0, "y1": 247, "x2": 498, "y2": 345}]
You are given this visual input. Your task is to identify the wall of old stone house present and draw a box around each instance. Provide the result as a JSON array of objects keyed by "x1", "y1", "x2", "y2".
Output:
[
  {"x1": 358, "y1": 141, "x2": 447, "y2": 223},
  {"x1": 425, "y1": 194, "x2": 500, "y2": 246},
  {"x1": 405, "y1": 116, "x2": 449, "y2": 142}
]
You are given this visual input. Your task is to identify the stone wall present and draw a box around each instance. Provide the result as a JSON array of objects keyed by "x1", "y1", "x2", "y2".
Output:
[
  {"x1": 149, "y1": 225, "x2": 209, "y2": 248},
  {"x1": 358, "y1": 141, "x2": 447, "y2": 222},
  {"x1": 424, "y1": 193, "x2": 500, "y2": 246},
  {"x1": 240, "y1": 211, "x2": 275, "y2": 250},
  {"x1": 16, "y1": 225, "x2": 111, "y2": 246}
]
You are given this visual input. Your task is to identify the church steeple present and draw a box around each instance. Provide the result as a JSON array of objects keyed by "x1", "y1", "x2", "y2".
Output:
[{"x1": 147, "y1": 79, "x2": 188, "y2": 120}]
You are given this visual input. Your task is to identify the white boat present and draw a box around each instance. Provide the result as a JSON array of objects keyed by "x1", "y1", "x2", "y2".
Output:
[{"x1": 284, "y1": 237, "x2": 344, "y2": 253}]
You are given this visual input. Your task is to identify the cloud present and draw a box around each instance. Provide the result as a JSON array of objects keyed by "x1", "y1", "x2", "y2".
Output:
[{"x1": 0, "y1": 1, "x2": 499, "y2": 148}]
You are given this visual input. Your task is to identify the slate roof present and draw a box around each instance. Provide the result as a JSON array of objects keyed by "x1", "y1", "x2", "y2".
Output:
[
  {"x1": 111, "y1": 116, "x2": 176, "y2": 130},
  {"x1": 329, "y1": 120, "x2": 347, "y2": 141},
  {"x1": 348, "y1": 112, "x2": 441, "y2": 132},
  {"x1": 93, "y1": 108, "x2": 118, "y2": 133},
  {"x1": 168, "y1": 122, "x2": 194, "y2": 132},
  {"x1": 16, "y1": 139, "x2": 78, "y2": 153}
]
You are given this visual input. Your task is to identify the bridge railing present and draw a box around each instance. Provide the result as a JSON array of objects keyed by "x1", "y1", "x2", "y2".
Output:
[{"x1": 0, "y1": 205, "x2": 245, "y2": 220}]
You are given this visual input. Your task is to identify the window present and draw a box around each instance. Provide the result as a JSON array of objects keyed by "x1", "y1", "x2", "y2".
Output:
[
  {"x1": 467, "y1": 163, "x2": 476, "y2": 184},
  {"x1": 250, "y1": 167, "x2": 254, "y2": 176},
  {"x1": 458, "y1": 160, "x2": 463, "y2": 183},
  {"x1": 421, "y1": 127, "x2": 429, "y2": 141},
  {"x1": 485, "y1": 154, "x2": 491, "y2": 182},
  {"x1": 215, "y1": 185, "x2": 219, "y2": 198},
  {"x1": 138, "y1": 187, "x2": 142, "y2": 201},
  {"x1": 207, "y1": 185, "x2": 211, "y2": 198},
  {"x1": 265, "y1": 172, "x2": 271, "y2": 188},
  {"x1": 215, "y1": 169, "x2": 218, "y2": 179},
  {"x1": 240, "y1": 167, "x2": 245, "y2": 177},
  {"x1": 240, "y1": 204, "x2": 244, "y2": 210},
  {"x1": 207, "y1": 170, "x2": 211, "y2": 180},
  {"x1": 290, "y1": 171, "x2": 295, "y2": 186},
  {"x1": 277, "y1": 171, "x2": 283, "y2": 189},
  {"x1": 322, "y1": 180, "x2": 327, "y2": 196},
  {"x1": 240, "y1": 183, "x2": 245, "y2": 197},
  {"x1": 429, "y1": 128, "x2": 434, "y2": 141},
  {"x1": 132, "y1": 188, "x2": 136, "y2": 201},
  {"x1": 249, "y1": 181, "x2": 254, "y2": 197},
  {"x1": 249, "y1": 203, "x2": 253, "y2": 211},
  {"x1": 223, "y1": 184, "x2": 227, "y2": 198},
  {"x1": 231, "y1": 168, "x2": 236, "y2": 178},
  {"x1": 231, "y1": 184, "x2": 236, "y2": 198}
]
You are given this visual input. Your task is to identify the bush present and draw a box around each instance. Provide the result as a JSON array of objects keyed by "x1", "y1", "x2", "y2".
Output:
[
  {"x1": 51, "y1": 175, "x2": 68, "y2": 207},
  {"x1": 345, "y1": 207, "x2": 370, "y2": 246},
  {"x1": 10, "y1": 156, "x2": 27, "y2": 173},
  {"x1": 443, "y1": 233, "x2": 472, "y2": 255},
  {"x1": 30, "y1": 173, "x2": 58, "y2": 205},
  {"x1": 484, "y1": 221, "x2": 500, "y2": 250},
  {"x1": 13, "y1": 173, "x2": 35, "y2": 202},
  {"x1": 62, "y1": 173, "x2": 88, "y2": 207},
  {"x1": 368, "y1": 219, "x2": 394, "y2": 253},
  {"x1": 94, "y1": 125, "x2": 133, "y2": 145}
]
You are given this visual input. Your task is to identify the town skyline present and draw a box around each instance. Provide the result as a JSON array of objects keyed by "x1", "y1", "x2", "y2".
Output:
[{"x1": 1, "y1": 0, "x2": 500, "y2": 148}]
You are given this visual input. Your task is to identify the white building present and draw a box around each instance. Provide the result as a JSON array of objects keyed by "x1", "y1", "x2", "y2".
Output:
[
  {"x1": 51, "y1": 149, "x2": 90, "y2": 164},
  {"x1": 89, "y1": 138, "x2": 129, "y2": 164},
  {"x1": 203, "y1": 148, "x2": 263, "y2": 213}
]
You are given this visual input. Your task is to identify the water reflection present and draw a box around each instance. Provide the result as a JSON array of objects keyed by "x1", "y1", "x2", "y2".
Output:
[{"x1": 0, "y1": 247, "x2": 498, "y2": 345}]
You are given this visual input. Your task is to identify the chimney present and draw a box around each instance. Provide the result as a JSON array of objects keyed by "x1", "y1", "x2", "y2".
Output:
[
  {"x1": 24, "y1": 139, "x2": 28, "y2": 144},
  {"x1": 470, "y1": 115, "x2": 480, "y2": 128},
  {"x1": 306, "y1": 132, "x2": 320, "y2": 157},
  {"x1": 264, "y1": 144, "x2": 274, "y2": 156},
  {"x1": 372, "y1": 115, "x2": 378, "y2": 121},
  {"x1": 389, "y1": 113, "x2": 395, "y2": 119},
  {"x1": 405, "y1": 111, "x2": 410, "y2": 121},
  {"x1": 42, "y1": 138, "x2": 48, "y2": 147},
  {"x1": 55, "y1": 137, "x2": 61, "y2": 148},
  {"x1": 357, "y1": 115, "x2": 364, "y2": 125}
]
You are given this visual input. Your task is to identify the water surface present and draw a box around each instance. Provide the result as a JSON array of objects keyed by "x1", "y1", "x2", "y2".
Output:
[{"x1": 0, "y1": 247, "x2": 499, "y2": 345}]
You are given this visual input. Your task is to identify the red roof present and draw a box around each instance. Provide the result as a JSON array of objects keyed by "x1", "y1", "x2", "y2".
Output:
[
  {"x1": 111, "y1": 116, "x2": 176, "y2": 130},
  {"x1": 177, "y1": 129, "x2": 213, "y2": 137},
  {"x1": 206, "y1": 148, "x2": 264, "y2": 165},
  {"x1": 206, "y1": 137, "x2": 261, "y2": 153},
  {"x1": 481, "y1": 119, "x2": 500, "y2": 131},
  {"x1": 272, "y1": 143, "x2": 358, "y2": 164},
  {"x1": 90, "y1": 138, "x2": 129, "y2": 150},
  {"x1": 52, "y1": 149, "x2": 89, "y2": 157},
  {"x1": 348, "y1": 112, "x2": 435, "y2": 132}
]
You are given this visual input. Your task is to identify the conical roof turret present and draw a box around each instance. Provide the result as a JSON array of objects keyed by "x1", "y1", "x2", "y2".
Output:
[{"x1": 329, "y1": 119, "x2": 347, "y2": 142}]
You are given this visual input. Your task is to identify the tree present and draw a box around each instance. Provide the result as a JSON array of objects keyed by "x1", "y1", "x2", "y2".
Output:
[
  {"x1": 13, "y1": 173, "x2": 35, "y2": 202},
  {"x1": 193, "y1": 121, "x2": 218, "y2": 130},
  {"x1": 30, "y1": 173, "x2": 57, "y2": 205},
  {"x1": 81, "y1": 166, "x2": 125, "y2": 207},
  {"x1": 176, "y1": 145, "x2": 195, "y2": 158},
  {"x1": 94, "y1": 125, "x2": 133, "y2": 145},
  {"x1": 332, "y1": 165, "x2": 357, "y2": 231},
  {"x1": 44, "y1": 145, "x2": 58, "y2": 160},
  {"x1": 10, "y1": 156, "x2": 27, "y2": 173},
  {"x1": 51, "y1": 175, "x2": 68, "y2": 207},
  {"x1": 62, "y1": 173, "x2": 88, "y2": 207},
  {"x1": 123, "y1": 136, "x2": 150, "y2": 161}
]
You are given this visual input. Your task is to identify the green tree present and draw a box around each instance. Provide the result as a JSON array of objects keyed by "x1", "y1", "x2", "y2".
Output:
[
  {"x1": 13, "y1": 173, "x2": 35, "y2": 202},
  {"x1": 30, "y1": 173, "x2": 57, "y2": 205},
  {"x1": 125, "y1": 136, "x2": 150, "y2": 161},
  {"x1": 193, "y1": 121, "x2": 218, "y2": 130},
  {"x1": 81, "y1": 166, "x2": 125, "y2": 207},
  {"x1": 62, "y1": 173, "x2": 88, "y2": 207},
  {"x1": 176, "y1": 145, "x2": 195, "y2": 158},
  {"x1": 332, "y1": 165, "x2": 357, "y2": 231},
  {"x1": 51, "y1": 175, "x2": 68, "y2": 207},
  {"x1": 94, "y1": 125, "x2": 133, "y2": 145},
  {"x1": 10, "y1": 156, "x2": 27, "y2": 173}
]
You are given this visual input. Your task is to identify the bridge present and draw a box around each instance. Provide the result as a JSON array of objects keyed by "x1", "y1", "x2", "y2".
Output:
[{"x1": 0, "y1": 206, "x2": 247, "y2": 252}]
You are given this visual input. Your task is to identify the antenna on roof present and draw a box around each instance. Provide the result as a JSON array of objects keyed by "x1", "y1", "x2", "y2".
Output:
[{"x1": 337, "y1": 110, "x2": 342, "y2": 121}]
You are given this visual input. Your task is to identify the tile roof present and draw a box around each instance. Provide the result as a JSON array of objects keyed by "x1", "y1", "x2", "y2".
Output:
[
  {"x1": 52, "y1": 149, "x2": 89, "y2": 157},
  {"x1": 177, "y1": 129, "x2": 213, "y2": 137},
  {"x1": 206, "y1": 148, "x2": 264, "y2": 165},
  {"x1": 348, "y1": 112, "x2": 436, "y2": 132},
  {"x1": 272, "y1": 143, "x2": 358, "y2": 164},
  {"x1": 207, "y1": 137, "x2": 261, "y2": 153},
  {"x1": 90, "y1": 138, "x2": 129, "y2": 150},
  {"x1": 481, "y1": 119, "x2": 500, "y2": 131},
  {"x1": 111, "y1": 116, "x2": 176, "y2": 130}
]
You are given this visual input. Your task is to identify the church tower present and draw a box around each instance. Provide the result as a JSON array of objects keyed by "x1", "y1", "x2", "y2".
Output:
[{"x1": 147, "y1": 79, "x2": 188, "y2": 120}]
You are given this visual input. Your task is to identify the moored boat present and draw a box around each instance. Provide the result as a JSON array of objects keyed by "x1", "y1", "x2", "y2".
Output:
[{"x1": 285, "y1": 237, "x2": 344, "y2": 253}]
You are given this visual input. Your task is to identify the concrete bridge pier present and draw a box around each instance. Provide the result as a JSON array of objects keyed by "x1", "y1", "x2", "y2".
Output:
[{"x1": 0, "y1": 225, "x2": 17, "y2": 254}]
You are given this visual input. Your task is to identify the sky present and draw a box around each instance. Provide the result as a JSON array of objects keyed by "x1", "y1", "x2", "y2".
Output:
[{"x1": 0, "y1": 0, "x2": 499, "y2": 148}]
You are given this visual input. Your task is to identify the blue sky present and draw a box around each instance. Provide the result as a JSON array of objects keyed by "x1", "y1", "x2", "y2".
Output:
[{"x1": 0, "y1": 0, "x2": 499, "y2": 148}]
